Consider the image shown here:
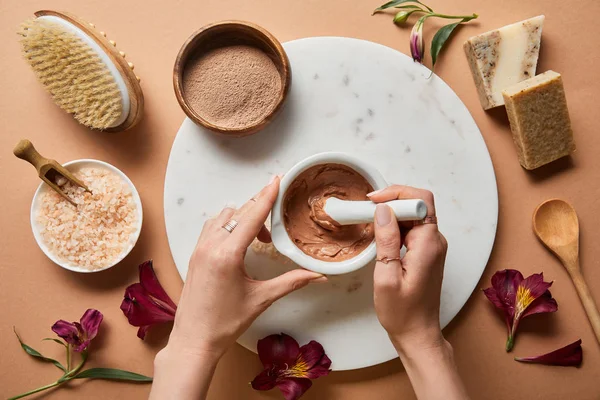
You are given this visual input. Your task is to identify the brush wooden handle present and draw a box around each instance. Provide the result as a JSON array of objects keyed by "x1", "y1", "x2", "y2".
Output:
[
  {"x1": 566, "y1": 260, "x2": 600, "y2": 345},
  {"x1": 13, "y1": 139, "x2": 48, "y2": 172}
]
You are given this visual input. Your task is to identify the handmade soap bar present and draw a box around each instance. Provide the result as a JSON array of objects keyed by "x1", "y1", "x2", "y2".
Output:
[
  {"x1": 464, "y1": 16, "x2": 544, "y2": 110},
  {"x1": 502, "y1": 70, "x2": 575, "y2": 170}
]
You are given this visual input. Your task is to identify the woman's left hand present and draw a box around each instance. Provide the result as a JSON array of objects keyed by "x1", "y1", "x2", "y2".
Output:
[{"x1": 167, "y1": 176, "x2": 327, "y2": 359}]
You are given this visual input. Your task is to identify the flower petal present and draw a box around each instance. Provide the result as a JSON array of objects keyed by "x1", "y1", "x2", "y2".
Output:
[
  {"x1": 515, "y1": 273, "x2": 554, "y2": 314},
  {"x1": 515, "y1": 339, "x2": 582, "y2": 367},
  {"x1": 79, "y1": 309, "x2": 103, "y2": 341},
  {"x1": 492, "y1": 269, "x2": 523, "y2": 312},
  {"x1": 51, "y1": 320, "x2": 82, "y2": 346},
  {"x1": 121, "y1": 283, "x2": 176, "y2": 327},
  {"x1": 522, "y1": 290, "x2": 558, "y2": 318},
  {"x1": 484, "y1": 270, "x2": 525, "y2": 334},
  {"x1": 277, "y1": 378, "x2": 312, "y2": 400},
  {"x1": 482, "y1": 287, "x2": 503, "y2": 309},
  {"x1": 512, "y1": 274, "x2": 557, "y2": 342},
  {"x1": 257, "y1": 333, "x2": 300, "y2": 368},
  {"x1": 139, "y1": 260, "x2": 177, "y2": 311},
  {"x1": 485, "y1": 269, "x2": 524, "y2": 324},
  {"x1": 120, "y1": 284, "x2": 176, "y2": 340},
  {"x1": 74, "y1": 339, "x2": 91, "y2": 353},
  {"x1": 137, "y1": 325, "x2": 151, "y2": 340},
  {"x1": 520, "y1": 273, "x2": 553, "y2": 299},
  {"x1": 297, "y1": 341, "x2": 332, "y2": 379},
  {"x1": 251, "y1": 368, "x2": 278, "y2": 391}
]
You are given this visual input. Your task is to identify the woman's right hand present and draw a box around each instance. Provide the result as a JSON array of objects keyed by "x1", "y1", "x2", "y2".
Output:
[{"x1": 369, "y1": 185, "x2": 448, "y2": 353}]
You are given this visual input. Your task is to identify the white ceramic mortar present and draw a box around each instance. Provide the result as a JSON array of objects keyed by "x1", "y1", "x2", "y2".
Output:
[{"x1": 271, "y1": 152, "x2": 387, "y2": 275}]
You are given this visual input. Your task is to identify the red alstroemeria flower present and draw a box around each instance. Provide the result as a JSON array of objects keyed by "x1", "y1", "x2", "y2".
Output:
[
  {"x1": 515, "y1": 339, "x2": 583, "y2": 367},
  {"x1": 51, "y1": 308, "x2": 103, "y2": 352},
  {"x1": 251, "y1": 333, "x2": 331, "y2": 400},
  {"x1": 120, "y1": 260, "x2": 177, "y2": 339},
  {"x1": 483, "y1": 269, "x2": 558, "y2": 351}
]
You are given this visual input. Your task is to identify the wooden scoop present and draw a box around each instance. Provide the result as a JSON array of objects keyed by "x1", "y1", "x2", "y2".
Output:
[
  {"x1": 533, "y1": 199, "x2": 600, "y2": 344},
  {"x1": 13, "y1": 139, "x2": 90, "y2": 206}
]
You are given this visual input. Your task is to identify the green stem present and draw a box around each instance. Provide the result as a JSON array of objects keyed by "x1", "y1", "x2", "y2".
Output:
[
  {"x1": 419, "y1": 1, "x2": 433, "y2": 12},
  {"x1": 430, "y1": 12, "x2": 478, "y2": 21},
  {"x1": 61, "y1": 350, "x2": 87, "y2": 381},
  {"x1": 505, "y1": 335, "x2": 514, "y2": 352},
  {"x1": 8, "y1": 349, "x2": 88, "y2": 399},
  {"x1": 66, "y1": 345, "x2": 71, "y2": 371},
  {"x1": 7, "y1": 380, "x2": 62, "y2": 400}
]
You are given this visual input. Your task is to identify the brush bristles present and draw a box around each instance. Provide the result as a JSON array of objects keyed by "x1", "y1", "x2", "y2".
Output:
[{"x1": 19, "y1": 18, "x2": 124, "y2": 130}]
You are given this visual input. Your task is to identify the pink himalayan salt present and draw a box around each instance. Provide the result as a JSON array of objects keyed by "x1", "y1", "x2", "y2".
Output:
[{"x1": 37, "y1": 167, "x2": 138, "y2": 271}]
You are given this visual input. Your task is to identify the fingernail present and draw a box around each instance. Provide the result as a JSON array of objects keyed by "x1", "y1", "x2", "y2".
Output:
[
  {"x1": 310, "y1": 275, "x2": 328, "y2": 283},
  {"x1": 268, "y1": 174, "x2": 280, "y2": 185},
  {"x1": 367, "y1": 189, "x2": 383, "y2": 197},
  {"x1": 224, "y1": 201, "x2": 236, "y2": 209},
  {"x1": 375, "y1": 204, "x2": 392, "y2": 226}
]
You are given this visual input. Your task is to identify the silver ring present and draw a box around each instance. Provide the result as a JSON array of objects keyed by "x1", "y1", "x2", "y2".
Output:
[{"x1": 222, "y1": 219, "x2": 239, "y2": 233}]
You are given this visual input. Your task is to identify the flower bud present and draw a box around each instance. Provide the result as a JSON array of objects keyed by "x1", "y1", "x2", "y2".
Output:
[
  {"x1": 409, "y1": 19, "x2": 425, "y2": 63},
  {"x1": 393, "y1": 11, "x2": 409, "y2": 24}
]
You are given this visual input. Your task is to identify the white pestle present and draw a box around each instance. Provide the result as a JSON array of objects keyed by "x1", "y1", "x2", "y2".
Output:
[{"x1": 324, "y1": 198, "x2": 427, "y2": 225}]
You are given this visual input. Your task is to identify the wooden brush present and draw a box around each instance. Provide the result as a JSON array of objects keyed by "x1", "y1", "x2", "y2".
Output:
[
  {"x1": 18, "y1": 10, "x2": 143, "y2": 131},
  {"x1": 14, "y1": 139, "x2": 90, "y2": 206}
]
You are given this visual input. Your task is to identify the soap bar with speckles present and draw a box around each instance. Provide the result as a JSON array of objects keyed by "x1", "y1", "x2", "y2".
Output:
[
  {"x1": 502, "y1": 70, "x2": 575, "y2": 170},
  {"x1": 464, "y1": 16, "x2": 544, "y2": 110}
]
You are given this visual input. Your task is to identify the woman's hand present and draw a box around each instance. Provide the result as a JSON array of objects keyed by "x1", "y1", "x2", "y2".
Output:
[
  {"x1": 169, "y1": 176, "x2": 326, "y2": 359},
  {"x1": 151, "y1": 177, "x2": 326, "y2": 400},
  {"x1": 369, "y1": 185, "x2": 448, "y2": 353},
  {"x1": 370, "y1": 186, "x2": 469, "y2": 400}
]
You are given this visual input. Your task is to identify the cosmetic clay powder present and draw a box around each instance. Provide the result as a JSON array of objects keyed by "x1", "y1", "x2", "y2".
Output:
[{"x1": 182, "y1": 45, "x2": 282, "y2": 129}]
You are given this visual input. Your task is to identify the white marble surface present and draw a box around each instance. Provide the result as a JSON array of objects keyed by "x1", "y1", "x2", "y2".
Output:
[{"x1": 164, "y1": 37, "x2": 498, "y2": 371}]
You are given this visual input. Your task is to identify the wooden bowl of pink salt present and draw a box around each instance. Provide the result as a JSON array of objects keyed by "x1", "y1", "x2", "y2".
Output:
[{"x1": 30, "y1": 159, "x2": 143, "y2": 273}]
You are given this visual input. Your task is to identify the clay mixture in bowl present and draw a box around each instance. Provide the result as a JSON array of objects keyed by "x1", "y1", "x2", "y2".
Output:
[{"x1": 283, "y1": 163, "x2": 374, "y2": 261}]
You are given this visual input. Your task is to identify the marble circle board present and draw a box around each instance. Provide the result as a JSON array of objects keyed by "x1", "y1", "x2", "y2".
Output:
[{"x1": 164, "y1": 37, "x2": 498, "y2": 371}]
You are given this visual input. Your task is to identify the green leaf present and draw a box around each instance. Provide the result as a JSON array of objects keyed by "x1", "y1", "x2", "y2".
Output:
[
  {"x1": 14, "y1": 328, "x2": 66, "y2": 372},
  {"x1": 394, "y1": 5, "x2": 424, "y2": 10},
  {"x1": 42, "y1": 338, "x2": 67, "y2": 347},
  {"x1": 430, "y1": 21, "x2": 462, "y2": 70},
  {"x1": 73, "y1": 368, "x2": 153, "y2": 382},
  {"x1": 373, "y1": 0, "x2": 431, "y2": 14}
]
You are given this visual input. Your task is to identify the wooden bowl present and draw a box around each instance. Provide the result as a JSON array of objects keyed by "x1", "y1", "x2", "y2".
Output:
[{"x1": 173, "y1": 21, "x2": 291, "y2": 137}]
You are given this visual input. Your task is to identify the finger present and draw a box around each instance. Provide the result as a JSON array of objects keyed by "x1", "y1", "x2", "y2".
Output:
[
  {"x1": 404, "y1": 224, "x2": 443, "y2": 255},
  {"x1": 368, "y1": 185, "x2": 436, "y2": 216},
  {"x1": 214, "y1": 205, "x2": 237, "y2": 227},
  {"x1": 208, "y1": 205, "x2": 237, "y2": 241},
  {"x1": 227, "y1": 175, "x2": 278, "y2": 226},
  {"x1": 373, "y1": 204, "x2": 403, "y2": 291},
  {"x1": 401, "y1": 227, "x2": 447, "y2": 287},
  {"x1": 229, "y1": 176, "x2": 280, "y2": 249},
  {"x1": 257, "y1": 224, "x2": 272, "y2": 243},
  {"x1": 259, "y1": 269, "x2": 327, "y2": 305},
  {"x1": 197, "y1": 205, "x2": 236, "y2": 244}
]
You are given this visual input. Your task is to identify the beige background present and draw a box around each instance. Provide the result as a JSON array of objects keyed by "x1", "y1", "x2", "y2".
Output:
[{"x1": 1, "y1": 0, "x2": 599, "y2": 399}]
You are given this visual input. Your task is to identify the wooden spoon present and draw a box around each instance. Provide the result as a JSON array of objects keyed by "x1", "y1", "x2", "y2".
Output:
[
  {"x1": 533, "y1": 199, "x2": 600, "y2": 344},
  {"x1": 13, "y1": 139, "x2": 90, "y2": 206}
]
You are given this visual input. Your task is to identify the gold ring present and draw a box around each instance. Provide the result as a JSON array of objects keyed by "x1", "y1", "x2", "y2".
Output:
[
  {"x1": 376, "y1": 256, "x2": 401, "y2": 264},
  {"x1": 222, "y1": 219, "x2": 239, "y2": 233},
  {"x1": 413, "y1": 215, "x2": 437, "y2": 226}
]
